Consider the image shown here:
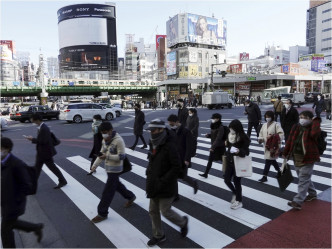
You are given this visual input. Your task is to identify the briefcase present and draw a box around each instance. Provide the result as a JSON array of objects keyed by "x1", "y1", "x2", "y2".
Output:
[
  {"x1": 277, "y1": 159, "x2": 293, "y2": 192},
  {"x1": 121, "y1": 157, "x2": 132, "y2": 174}
]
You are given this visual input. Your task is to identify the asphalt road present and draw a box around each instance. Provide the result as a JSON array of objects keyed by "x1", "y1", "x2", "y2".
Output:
[{"x1": 1, "y1": 104, "x2": 331, "y2": 248}]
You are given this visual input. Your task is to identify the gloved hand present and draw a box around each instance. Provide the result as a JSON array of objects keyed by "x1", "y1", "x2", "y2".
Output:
[{"x1": 230, "y1": 146, "x2": 239, "y2": 153}]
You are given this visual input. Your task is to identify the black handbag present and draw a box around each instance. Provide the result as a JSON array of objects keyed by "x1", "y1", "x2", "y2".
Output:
[
  {"x1": 121, "y1": 157, "x2": 132, "y2": 174},
  {"x1": 277, "y1": 159, "x2": 294, "y2": 192}
]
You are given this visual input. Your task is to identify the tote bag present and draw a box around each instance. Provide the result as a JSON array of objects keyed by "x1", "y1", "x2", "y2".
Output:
[
  {"x1": 277, "y1": 159, "x2": 293, "y2": 192},
  {"x1": 234, "y1": 156, "x2": 253, "y2": 177}
]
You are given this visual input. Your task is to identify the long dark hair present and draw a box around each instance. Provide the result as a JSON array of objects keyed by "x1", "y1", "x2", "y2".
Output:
[{"x1": 228, "y1": 119, "x2": 249, "y2": 143}]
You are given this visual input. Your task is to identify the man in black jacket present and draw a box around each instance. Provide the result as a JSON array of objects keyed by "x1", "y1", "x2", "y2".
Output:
[
  {"x1": 129, "y1": 104, "x2": 147, "y2": 150},
  {"x1": 177, "y1": 99, "x2": 188, "y2": 127},
  {"x1": 312, "y1": 94, "x2": 326, "y2": 118},
  {"x1": 145, "y1": 119, "x2": 189, "y2": 247},
  {"x1": 280, "y1": 99, "x2": 299, "y2": 142},
  {"x1": 1, "y1": 137, "x2": 44, "y2": 248},
  {"x1": 168, "y1": 114, "x2": 198, "y2": 199},
  {"x1": 25, "y1": 114, "x2": 67, "y2": 189},
  {"x1": 244, "y1": 99, "x2": 262, "y2": 138},
  {"x1": 199, "y1": 113, "x2": 227, "y2": 178}
]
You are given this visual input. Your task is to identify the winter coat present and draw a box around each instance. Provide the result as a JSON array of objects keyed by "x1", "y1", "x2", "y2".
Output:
[
  {"x1": 146, "y1": 130, "x2": 181, "y2": 198},
  {"x1": 225, "y1": 134, "x2": 250, "y2": 167},
  {"x1": 280, "y1": 106, "x2": 299, "y2": 136},
  {"x1": 273, "y1": 100, "x2": 284, "y2": 113},
  {"x1": 1, "y1": 154, "x2": 32, "y2": 220},
  {"x1": 133, "y1": 110, "x2": 145, "y2": 136},
  {"x1": 325, "y1": 99, "x2": 331, "y2": 112},
  {"x1": 89, "y1": 132, "x2": 103, "y2": 158},
  {"x1": 206, "y1": 122, "x2": 226, "y2": 161},
  {"x1": 313, "y1": 99, "x2": 326, "y2": 113},
  {"x1": 31, "y1": 123, "x2": 57, "y2": 160},
  {"x1": 245, "y1": 102, "x2": 261, "y2": 123},
  {"x1": 173, "y1": 125, "x2": 193, "y2": 162},
  {"x1": 186, "y1": 114, "x2": 199, "y2": 138},
  {"x1": 178, "y1": 107, "x2": 189, "y2": 127},
  {"x1": 258, "y1": 121, "x2": 284, "y2": 160},
  {"x1": 283, "y1": 118, "x2": 321, "y2": 164}
]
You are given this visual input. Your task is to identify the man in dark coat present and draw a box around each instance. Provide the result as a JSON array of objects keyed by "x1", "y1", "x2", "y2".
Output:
[
  {"x1": 281, "y1": 99, "x2": 299, "y2": 142},
  {"x1": 186, "y1": 108, "x2": 199, "y2": 156},
  {"x1": 129, "y1": 104, "x2": 147, "y2": 150},
  {"x1": 244, "y1": 99, "x2": 262, "y2": 138},
  {"x1": 312, "y1": 94, "x2": 326, "y2": 118},
  {"x1": 177, "y1": 99, "x2": 188, "y2": 127},
  {"x1": 145, "y1": 119, "x2": 189, "y2": 246},
  {"x1": 25, "y1": 114, "x2": 67, "y2": 189},
  {"x1": 325, "y1": 96, "x2": 331, "y2": 120},
  {"x1": 199, "y1": 113, "x2": 227, "y2": 178},
  {"x1": 1, "y1": 137, "x2": 44, "y2": 248},
  {"x1": 168, "y1": 114, "x2": 198, "y2": 200}
]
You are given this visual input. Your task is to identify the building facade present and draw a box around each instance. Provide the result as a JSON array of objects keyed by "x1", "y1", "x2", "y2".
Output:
[
  {"x1": 47, "y1": 57, "x2": 59, "y2": 78},
  {"x1": 289, "y1": 45, "x2": 310, "y2": 62}
]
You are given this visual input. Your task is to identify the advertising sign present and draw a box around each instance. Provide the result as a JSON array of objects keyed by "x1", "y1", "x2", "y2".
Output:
[
  {"x1": 179, "y1": 66, "x2": 188, "y2": 78},
  {"x1": 282, "y1": 65, "x2": 289, "y2": 73},
  {"x1": 166, "y1": 15, "x2": 179, "y2": 47},
  {"x1": 28, "y1": 82, "x2": 36, "y2": 87},
  {"x1": 230, "y1": 64, "x2": 246, "y2": 74},
  {"x1": 299, "y1": 54, "x2": 324, "y2": 61},
  {"x1": 0, "y1": 40, "x2": 16, "y2": 56},
  {"x1": 156, "y1": 35, "x2": 167, "y2": 50},
  {"x1": 311, "y1": 60, "x2": 327, "y2": 72},
  {"x1": 236, "y1": 82, "x2": 251, "y2": 95},
  {"x1": 0, "y1": 45, "x2": 13, "y2": 61},
  {"x1": 240, "y1": 52, "x2": 249, "y2": 61},
  {"x1": 12, "y1": 81, "x2": 20, "y2": 86},
  {"x1": 187, "y1": 14, "x2": 226, "y2": 46},
  {"x1": 188, "y1": 64, "x2": 198, "y2": 77},
  {"x1": 166, "y1": 51, "x2": 176, "y2": 75}
]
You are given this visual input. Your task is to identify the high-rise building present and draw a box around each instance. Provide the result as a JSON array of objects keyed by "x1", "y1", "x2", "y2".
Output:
[
  {"x1": 47, "y1": 57, "x2": 59, "y2": 78},
  {"x1": 306, "y1": 0, "x2": 332, "y2": 61},
  {"x1": 289, "y1": 45, "x2": 310, "y2": 62}
]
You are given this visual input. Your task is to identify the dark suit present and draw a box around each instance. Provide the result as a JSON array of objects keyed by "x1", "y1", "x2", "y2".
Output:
[
  {"x1": 32, "y1": 123, "x2": 66, "y2": 184},
  {"x1": 131, "y1": 110, "x2": 147, "y2": 148},
  {"x1": 1, "y1": 154, "x2": 41, "y2": 248}
]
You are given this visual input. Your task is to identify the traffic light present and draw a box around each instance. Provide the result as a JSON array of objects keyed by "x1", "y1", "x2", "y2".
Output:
[
  {"x1": 325, "y1": 63, "x2": 332, "y2": 67},
  {"x1": 221, "y1": 71, "x2": 227, "y2": 78}
]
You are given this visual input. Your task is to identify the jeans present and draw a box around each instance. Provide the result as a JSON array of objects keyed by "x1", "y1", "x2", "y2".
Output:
[
  {"x1": 247, "y1": 121, "x2": 260, "y2": 138},
  {"x1": 35, "y1": 156, "x2": 67, "y2": 183},
  {"x1": 293, "y1": 163, "x2": 317, "y2": 205},
  {"x1": 98, "y1": 173, "x2": 135, "y2": 217},
  {"x1": 1, "y1": 218, "x2": 40, "y2": 248},
  {"x1": 224, "y1": 162, "x2": 242, "y2": 202},
  {"x1": 132, "y1": 135, "x2": 147, "y2": 148},
  {"x1": 263, "y1": 159, "x2": 280, "y2": 176},
  {"x1": 149, "y1": 197, "x2": 186, "y2": 239}
]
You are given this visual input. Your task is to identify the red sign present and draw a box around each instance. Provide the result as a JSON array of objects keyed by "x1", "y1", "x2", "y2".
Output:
[
  {"x1": 156, "y1": 35, "x2": 166, "y2": 50},
  {"x1": 240, "y1": 52, "x2": 249, "y2": 61},
  {"x1": 0, "y1": 40, "x2": 16, "y2": 54},
  {"x1": 230, "y1": 64, "x2": 245, "y2": 74}
]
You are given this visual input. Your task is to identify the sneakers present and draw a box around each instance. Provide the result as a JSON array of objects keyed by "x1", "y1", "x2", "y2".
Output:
[
  {"x1": 124, "y1": 195, "x2": 136, "y2": 208},
  {"x1": 34, "y1": 223, "x2": 44, "y2": 243},
  {"x1": 147, "y1": 235, "x2": 166, "y2": 246},
  {"x1": 287, "y1": 201, "x2": 302, "y2": 210},
  {"x1": 231, "y1": 194, "x2": 236, "y2": 204},
  {"x1": 91, "y1": 215, "x2": 107, "y2": 223},
  {"x1": 180, "y1": 216, "x2": 189, "y2": 237},
  {"x1": 304, "y1": 195, "x2": 317, "y2": 202},
  {"x1": 258, "y1": 176, "x2": 267, "y2": 183},
  {"x1": 140, "y1": 145, "x2": 148, "y2": 149},
  {"x1": 231, "y1": 201, "x2": 243, "y2": 210},
  {"x1": 199, "y1": 173, "x2": 208, "y2": 178},
  {"x1": 193, "y1": 181, "x2": 199, "y2": 194}
]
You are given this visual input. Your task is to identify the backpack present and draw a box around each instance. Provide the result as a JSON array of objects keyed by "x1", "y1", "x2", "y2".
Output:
[
  {"x1": 317, "y1": 130, "x2": 327, "y2": 155},
  {"x1": 222, "y1": 125, "x2": 230, "y2": 141},
  {"x1": 51, "y1": 132, "x2": 61, "y2": 146},
  {"x1": 25, "y1": 166, "x2": 38, "y2": 195}
]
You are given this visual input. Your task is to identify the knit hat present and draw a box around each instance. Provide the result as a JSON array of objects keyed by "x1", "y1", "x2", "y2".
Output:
[{"x1": 146, "y1": 119, "x2": 166, "y2": 130}]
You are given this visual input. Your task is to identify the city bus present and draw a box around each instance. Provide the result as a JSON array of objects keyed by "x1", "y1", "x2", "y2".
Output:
[{"x1": 263, "y1": 86, "x2": 291, "y2": 104}]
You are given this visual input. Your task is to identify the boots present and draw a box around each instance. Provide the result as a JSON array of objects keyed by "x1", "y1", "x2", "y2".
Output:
[{"x1": 258, "y1": 176, "x2": 268, "y2": 183}]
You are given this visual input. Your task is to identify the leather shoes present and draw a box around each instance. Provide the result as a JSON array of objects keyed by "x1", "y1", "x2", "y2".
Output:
[
  {"x1": 124, "y1": 196, "x2": 136, "y2": 208},
  {"x1": 91, "y1": 215, "x2": 107, "y2": 223},
  {"x1": 129, "y1": 146, "x2": 135, "y2": 151},
  {"x1": 54, "y1": 181, "x2": 67, "y2": 189},
  {"x1": 140, "y1": 145, "x2": 148, "y2": 149},
  {"x1": 34, "y1": 223, "x2": 44, "y2": 243},
  {"x1": 199, "y1": 173, "x2": 208, "y2": 178},
  {"x1": 193, "y1": 181, "x2": 199, "y2": 194}
]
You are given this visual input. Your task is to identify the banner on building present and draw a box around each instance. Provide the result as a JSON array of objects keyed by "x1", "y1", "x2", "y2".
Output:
[
  {"x1": 240, "y1": 52, "x2": 249, "y2": 61},
  {"x1": 235, "y1": 82, "x2": 251, "y2": 95},
  {"x1": 188, "y1": 64, "x2": 198, "y2": 77},
  {"x1": 166, "y1": 51, "x2": 177, "y2": 75},
  {"x1": 156, "y1": 35, "x2": 167, "y2": 50}
]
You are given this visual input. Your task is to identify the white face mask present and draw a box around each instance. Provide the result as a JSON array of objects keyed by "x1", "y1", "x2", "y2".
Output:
[
  {"x1": 317, "y1": 96, "x2": 321, "y2": 100},
  {"x1": 93, "y1": 119, "x2": 96, "y2": 123},
  {"x1": 299, "y1": 118, "x2": 312, "y2": 126},
  {"x1": 229, "y1": 128, "x2": 236, "y2": 135},
  {"x1": 266, "y1": 118, "x2": 272, "y2": 123},
  {"x1": 211, "y1": 119, "x2": 217, "y2": 123},
  {"x1": 284, "y1": 104, "x2": 290, "y2": 109},
  {"x1": 102, "y1": 134, "x2": 109, "y2": 139},
  {"x1": 189, "y1": 113, "x2": 193, "y2": 117}
]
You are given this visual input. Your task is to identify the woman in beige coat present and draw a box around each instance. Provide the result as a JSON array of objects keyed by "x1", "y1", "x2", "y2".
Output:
[{"x1": 258, "y1": 111, "x2": 284, "y2": 182}]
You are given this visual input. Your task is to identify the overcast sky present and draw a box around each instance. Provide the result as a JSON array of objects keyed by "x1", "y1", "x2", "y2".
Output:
[{"x1": 1, "y1": 0, "x2": 310, "y2": 65}]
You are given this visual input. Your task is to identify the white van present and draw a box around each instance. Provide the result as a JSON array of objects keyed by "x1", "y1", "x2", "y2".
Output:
[
  {"x1": 281, "y1": 93, "x2": 305, "y2": 107},
  {"x1": 60, "y1": 103, "x2": 116, "y2": 123}
]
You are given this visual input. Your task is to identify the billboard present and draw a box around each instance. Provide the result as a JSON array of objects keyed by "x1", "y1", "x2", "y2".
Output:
[
  {"x1": 166, "y1": 15, "x2": 179, "y2": 47},
  {"x1": 156, "y1": 35, "x2": 167, "y2": 50},
  {"x1": 240, "y1": 52, "x2": 249, "y2": 61},
  {"x1": 166, "y1": 51, "x2": 176, "y2": 75},
  {"x1": 230, "y1": 64, "x2": 247, "y2": 74},
  {"x1": 0, "y1": 40, "x2": 16, "y2": 57},
  {"x1": 188, "y1": 64, "x2": 198, "y2": 77},
  {"x1": 0, "y1": 45, "x2": 13, "y2": 61},
  {"x1": 187, "y1": 14, "x2": 226, "y2": 46},
  {"x1": 311, "y1": 60, "x2": 327, "y2": 72},
  {"x1": 299, "y1": 54, "x2": 324, "y2": 61},
  {"x1": 236, "y1": 82, "x2": 251, "y2": 96}
]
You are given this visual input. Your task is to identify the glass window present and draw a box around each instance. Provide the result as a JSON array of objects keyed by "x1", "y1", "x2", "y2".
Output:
[{"x1": 92, "y1": 104, "x2": 102, "y2": 109}]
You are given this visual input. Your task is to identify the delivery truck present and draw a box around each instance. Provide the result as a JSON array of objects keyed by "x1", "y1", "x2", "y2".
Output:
[
  {"x1": 202, "y1": 91, "x2": 235, "y2": 109},
  {"x1": 280, "y1": 93, "x2": 305, "y2": 107}
]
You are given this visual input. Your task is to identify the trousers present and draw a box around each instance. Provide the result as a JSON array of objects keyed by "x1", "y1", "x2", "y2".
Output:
[
  {"x1": 132, "y1": 135, "x2": 147, "y2": 148},
  {"x1": 247, "y1": 121, "x2": 260, "y2": 138},
  {"x1": 224, "y1": 162, "x2": 242, "y2": 202},
  {"x1": 35, "y1": 156, "x2": 66, "y2": 183},
  {"x1": 293, "y1": 163, "x2": 317, "y2": 205},
  {"x1": 263, "y1": 159, "x2": 280, "y2": 176}
]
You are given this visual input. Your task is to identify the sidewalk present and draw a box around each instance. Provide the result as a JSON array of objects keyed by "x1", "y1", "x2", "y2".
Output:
[{"x1": 225, "y1": 188, "x2": 331, "y2": 248}]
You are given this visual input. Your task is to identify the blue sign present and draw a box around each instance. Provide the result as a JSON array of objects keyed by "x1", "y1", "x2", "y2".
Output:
[
  {"x1": 12, "y1": 81, "x2": 20, "y2": 86},
  {"x1": 52, "y1": 81, "x2": 59, "y2": 86},
  {"x1": 28, "y1": 82, "x2": 36, "y2": 87},
  {"x1": 282, "y1": 65, "x2": 289, "y2": 73},
  {"x1": 68, "y1": 82, "x2": 75, "y2": 86}
]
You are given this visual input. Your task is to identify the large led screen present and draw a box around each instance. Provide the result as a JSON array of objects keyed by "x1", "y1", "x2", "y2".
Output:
[
  {"x1": 167, "y1": 51, "x2": 177, "y2": 75},
  {"x1": 58, "y1": 18, "x2": 108, "y2": 49}
]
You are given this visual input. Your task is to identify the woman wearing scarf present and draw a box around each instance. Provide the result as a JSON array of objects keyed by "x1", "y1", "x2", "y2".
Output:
[
  {"x1": 88, "y1": 115, "x2": 103, "y2": 171},
  {"x1": 224, "y1": 119, "x2": 250, "y2": 210}
]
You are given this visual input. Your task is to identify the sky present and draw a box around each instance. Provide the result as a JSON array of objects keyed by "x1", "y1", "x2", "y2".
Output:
[{"x1": 0, "y1": 0, "x2": 310, "y2": 65}]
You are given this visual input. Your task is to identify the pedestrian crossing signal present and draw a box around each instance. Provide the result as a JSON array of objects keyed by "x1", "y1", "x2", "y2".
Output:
[{"x1": 325, "y1": 63, "x2": 331, "y2": 67}]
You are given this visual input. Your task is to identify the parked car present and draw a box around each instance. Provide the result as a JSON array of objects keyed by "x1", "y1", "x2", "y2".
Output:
[
  {"x1": 1, "y1": 117, "x2": 8, "y2": 129},
  {"x1": 305, "y1": 92, "x2": 321, "y2": 103},
  {"x1": 9, "y1": 105, "x2": 60, "y2": 123},
  {"x1": 60, "y1": 103, "x2": 116, "y2": 123},
  {"x1": 98, "y1": 103, "x2": 122, "y2": 117}
]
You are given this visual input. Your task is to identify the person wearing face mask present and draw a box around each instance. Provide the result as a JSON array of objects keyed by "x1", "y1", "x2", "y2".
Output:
[
  {"x1": 199, "y1": 113, "x2": 228, "y2": 178},
  {"x1": 145, "y1": 119, "x2": 189, "y2": 246},
  {"x1": 224, "y1": 120, "x2": 250, "y2": 210},
  {"x1": 312, "y1": 94, "x2": 326, "y2": 118},
  {"x1": 244, "y1": 99, "x2": 262, "y2": 138},
  {"x1": 177, "y1": 99, "x2": 188, "y2": 127},
  {"x1": 88, "y1": 114, "x2": 103, "y2": 171},
  {"x1": 281, "y1": 99, "x2": 299, "y2": 142},
  {"x1": 283, "y1": 111, "x2": 321, "y2": 210},
  {"x1": 129, "y1": 103, "x2": 147, "y2": 150},
  {"x1": 167, "y1": 114, "x2": 199, "y2": 200},
  {"x1": 24, "y1": 114, "x2": 67, "y2": 189},
  {"x1": 186, "y1": 108, "x2": 199, "y2": 157},
  {"x1": 273, "y1": 96, "x2": 284, "y2": 122},
  {"x1": 1, "y1": 137, "x2": 44, "y2": 248},
  {"x1": 257, "y1": 111, "x2": 284, "y2": 183},
  {"x1": 90, "y1": 121, "x2": 136, "y2": 223}
]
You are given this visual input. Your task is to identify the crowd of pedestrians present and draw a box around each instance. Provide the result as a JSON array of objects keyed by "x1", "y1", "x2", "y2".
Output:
[{"x1": 1, "y1": 93, "x2": 327, "y2": 247}]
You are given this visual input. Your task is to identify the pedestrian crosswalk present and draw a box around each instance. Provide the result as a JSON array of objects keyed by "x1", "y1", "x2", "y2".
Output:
[{"x1": 37, "y1": 122, "x2": 331, "y2": 248}]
